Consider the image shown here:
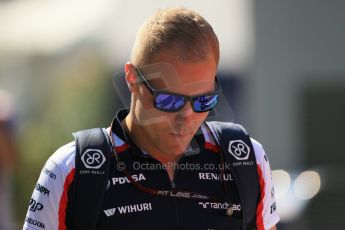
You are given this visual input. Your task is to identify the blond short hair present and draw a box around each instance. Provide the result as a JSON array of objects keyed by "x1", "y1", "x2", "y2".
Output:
[{"x1": 131, "y1": 7, "x2": 219, "y2": 67}]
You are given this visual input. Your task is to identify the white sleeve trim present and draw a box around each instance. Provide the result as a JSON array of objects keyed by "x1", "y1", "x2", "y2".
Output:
[
  {"x1": 23, "y1": 142, "x2": 76, "y2": 230},
  {"x1": 251, "y1": 138, "x2": 280, "y2": 229}
]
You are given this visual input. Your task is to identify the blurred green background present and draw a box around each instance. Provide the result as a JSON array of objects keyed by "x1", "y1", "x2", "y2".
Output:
[{"x1": 6, "y1": 47, "x2": 117, "y2": 224}]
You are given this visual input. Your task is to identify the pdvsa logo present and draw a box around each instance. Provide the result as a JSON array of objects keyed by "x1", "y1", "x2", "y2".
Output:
[
  {"x1": 228, "y1": 140, "x2": 250, "y2": 160},
  {"x1": 81, "y1": 149, "x2": 106, "y2": 169}
]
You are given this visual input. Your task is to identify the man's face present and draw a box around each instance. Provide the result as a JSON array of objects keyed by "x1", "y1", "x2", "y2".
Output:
[{"x1": 132, "y1": 53, "x2": 218, "y2": 155}]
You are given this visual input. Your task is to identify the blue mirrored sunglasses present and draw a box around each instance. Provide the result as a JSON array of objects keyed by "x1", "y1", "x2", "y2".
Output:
[{"x1": 136, "y1": 67, "x2": 222, "y2": 113}]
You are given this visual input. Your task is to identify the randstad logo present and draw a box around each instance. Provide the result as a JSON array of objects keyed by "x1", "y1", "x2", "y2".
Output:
[
  {"x1": 228, "y1": 140, "x2": 250, "y2": 160},
  {"x1": 81, "y1": 149, "x2": 106, "y2": 169}
]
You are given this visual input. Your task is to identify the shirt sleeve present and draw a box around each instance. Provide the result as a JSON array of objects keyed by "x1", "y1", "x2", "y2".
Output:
[
  {"x1": 23, "y1": 142, "x2": 76, "y2": 230},
  {"x1": 251, "y1": 138, "x2": 280, "y2": 230}
]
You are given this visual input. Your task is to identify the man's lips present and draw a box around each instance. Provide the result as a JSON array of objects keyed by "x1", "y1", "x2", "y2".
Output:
[{"x1": 170, "y1": 132, "x2": 194, "y2": 137}]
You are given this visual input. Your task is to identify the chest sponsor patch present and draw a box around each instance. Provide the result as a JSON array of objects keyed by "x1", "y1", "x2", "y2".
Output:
[
  {"x1": 198, "y1": 172, "x2": 234, "y2": 181},
  {"x1": 198, "y1": 201, "x2": 241, "y2": 212},
  {"x1": 111, "y1": 173, "x2": 146, "y2": 185},
  {"x1": 104, "y1": 202, "x2": 152, "y2": 217}
]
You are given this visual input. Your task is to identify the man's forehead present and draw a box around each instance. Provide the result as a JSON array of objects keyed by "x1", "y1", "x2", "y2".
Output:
[
  {"x1": 140, "y1": 62, "x2": 180, "y2": 80},
  {"x1": 140, "y1": 62, "x2": 214, "y2": 87}
]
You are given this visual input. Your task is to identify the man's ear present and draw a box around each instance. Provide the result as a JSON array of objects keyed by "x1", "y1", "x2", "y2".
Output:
[{"x1": 125, "y1": 62, "x2": 139, "y2": 94}]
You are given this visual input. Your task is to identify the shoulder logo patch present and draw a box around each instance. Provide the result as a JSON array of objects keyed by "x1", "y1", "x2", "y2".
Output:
[
  {"x1": 81, "y1": 149, "x2": 106, "y2": 169},
  {"x1": 228, "y1": 140, "x2": 250, "y2": 160}
]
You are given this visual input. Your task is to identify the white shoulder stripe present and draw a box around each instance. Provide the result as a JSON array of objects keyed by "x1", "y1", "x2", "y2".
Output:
[{"x1": 49, "y1": 141, "x2": 76, "y2": 175}]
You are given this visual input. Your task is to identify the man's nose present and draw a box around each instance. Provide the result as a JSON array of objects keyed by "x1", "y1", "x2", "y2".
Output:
[{"x1": 176, "y1": 102, "x2": 194, "y2": 123}]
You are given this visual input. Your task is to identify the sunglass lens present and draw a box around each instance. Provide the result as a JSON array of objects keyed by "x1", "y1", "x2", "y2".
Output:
[
  {"x1": 155, "y1": 93, "x2": 185, "y2": 111},
  {"x1": 192, "y1": 95, "x2": 219, "y2": 112}
]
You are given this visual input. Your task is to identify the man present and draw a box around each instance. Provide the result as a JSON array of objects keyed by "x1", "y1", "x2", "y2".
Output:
[{"x1": 23, "y1": 7, "x2": 279, "y2": 230}]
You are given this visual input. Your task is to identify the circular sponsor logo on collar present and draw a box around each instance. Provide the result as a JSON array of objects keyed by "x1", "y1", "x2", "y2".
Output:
[{"x1": 228, "y1": 140, "x2": 250, "y2": 160}]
